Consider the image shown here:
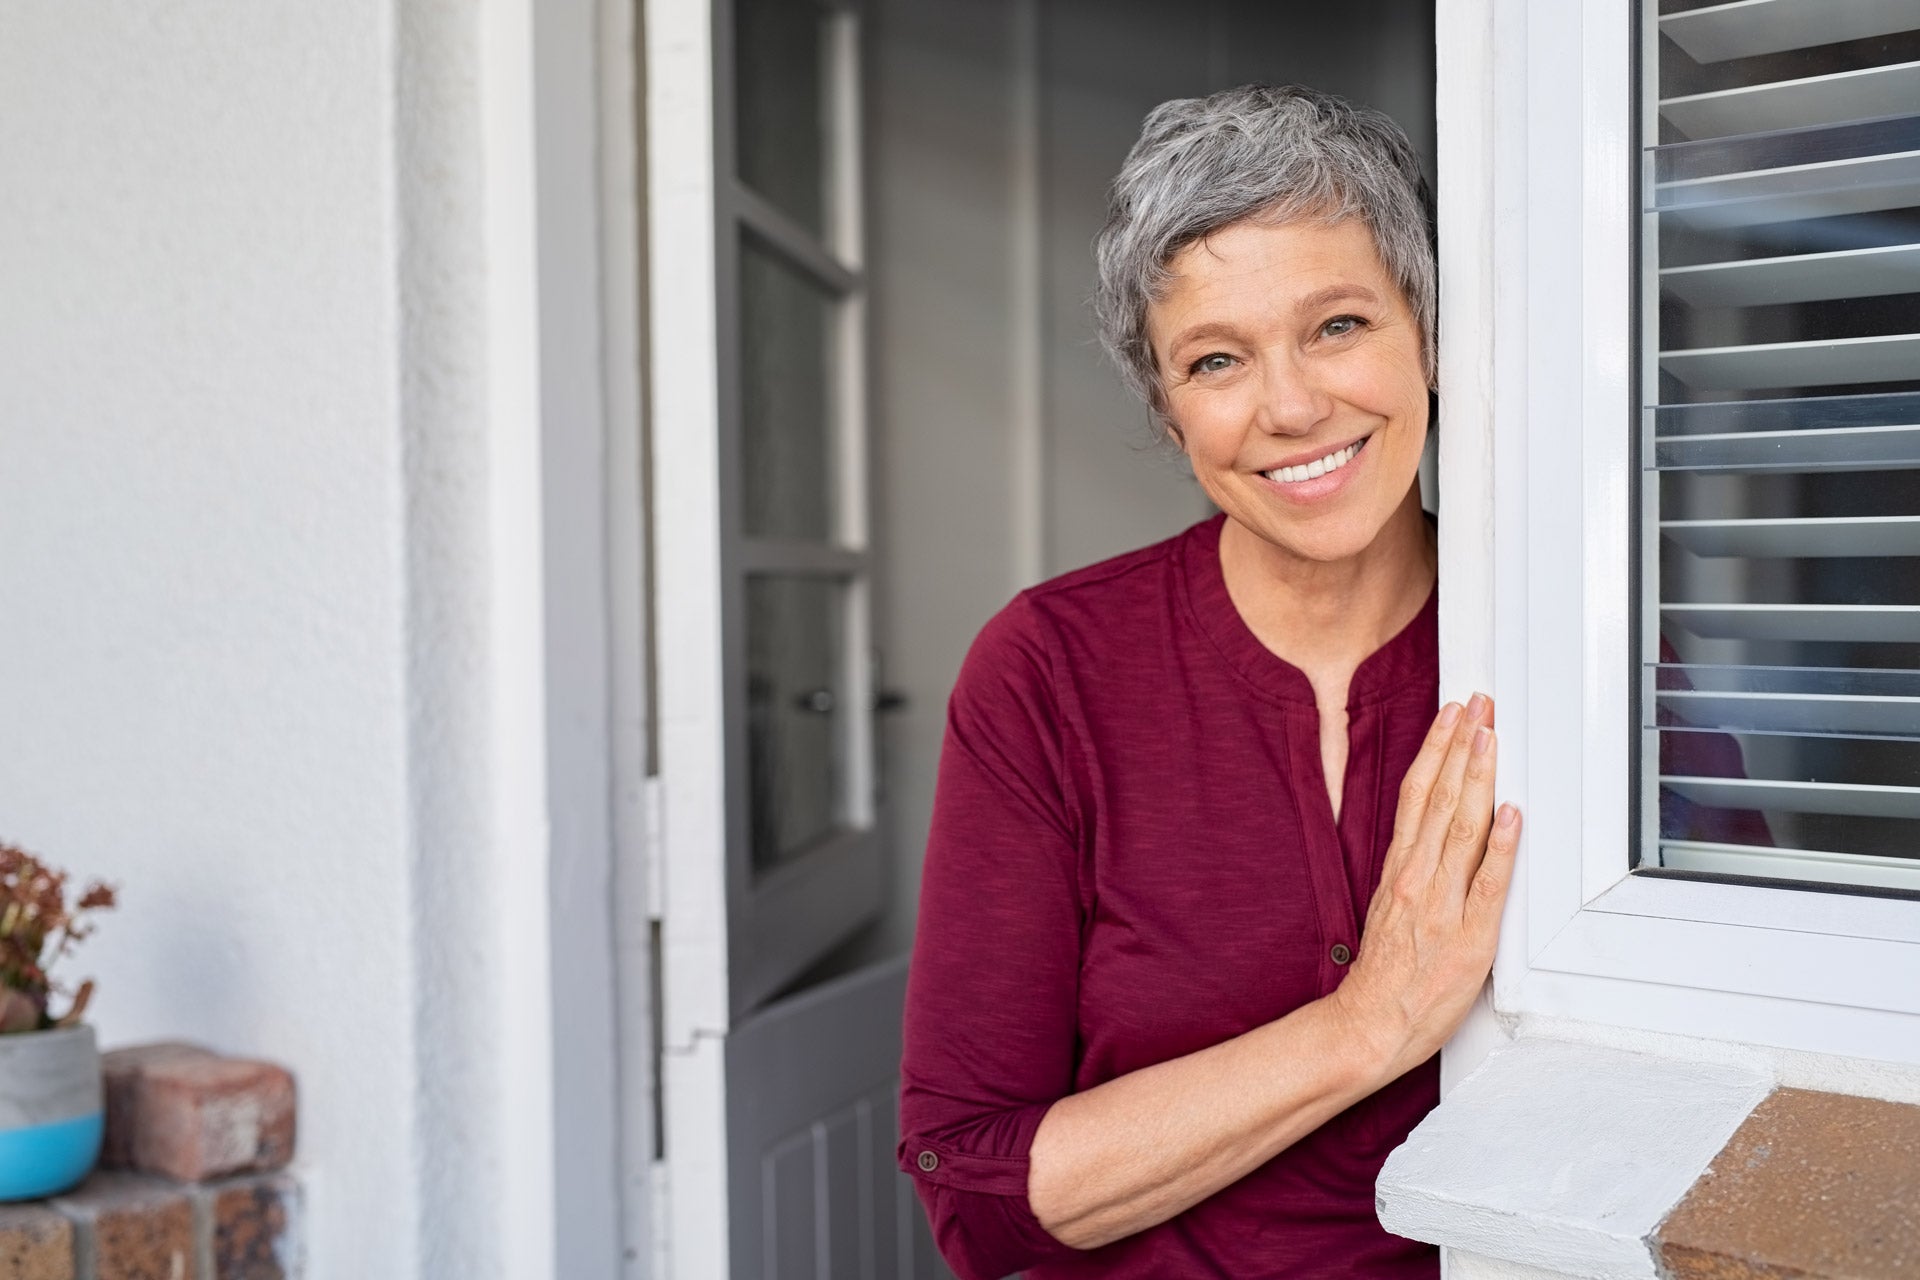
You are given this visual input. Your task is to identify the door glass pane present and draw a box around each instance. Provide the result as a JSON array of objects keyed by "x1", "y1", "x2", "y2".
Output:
[
  {"x1": 740, "y1": 236, "x2": 837, "y2": 540},
  {"x1": 746, "y1": 574, "x2": 845, "y2": 872},
  {"x1": 735, "y1": 0, "x2": 834, "y2": 237}
]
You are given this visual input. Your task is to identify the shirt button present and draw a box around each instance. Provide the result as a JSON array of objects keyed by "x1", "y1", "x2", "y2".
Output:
[
  {"x1": 917, "y1": 1151, "x2": 939, "y2": 1172},
  {"x1": 1330, "y1": 943, "x2": 1353, "y2": 965}
]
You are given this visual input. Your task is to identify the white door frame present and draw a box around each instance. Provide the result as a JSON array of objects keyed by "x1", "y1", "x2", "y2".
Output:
[{"x1": 475, "y1": 0, "x2": 651, "y2": 1275}]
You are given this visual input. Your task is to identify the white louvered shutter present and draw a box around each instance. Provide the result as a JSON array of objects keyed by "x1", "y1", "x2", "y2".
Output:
[{"x1": 1641, "y1": 0, "x2": 1920, "y2": 893}]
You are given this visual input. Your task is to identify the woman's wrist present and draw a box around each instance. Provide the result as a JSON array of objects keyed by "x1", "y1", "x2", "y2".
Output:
[{"x1": 1319, "y1": 980, "x2": 1414, "y2": 1092}]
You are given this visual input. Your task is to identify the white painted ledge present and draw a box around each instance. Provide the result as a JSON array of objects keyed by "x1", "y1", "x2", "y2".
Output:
[{"x1": 1377, "y1": 1037, "x2": 1772, "y2": 1280}]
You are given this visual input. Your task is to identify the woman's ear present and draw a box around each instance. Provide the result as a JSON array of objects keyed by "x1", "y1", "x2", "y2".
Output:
[{"x1": 1151, "y1": 397, "x2": 1185, "y2": 449}]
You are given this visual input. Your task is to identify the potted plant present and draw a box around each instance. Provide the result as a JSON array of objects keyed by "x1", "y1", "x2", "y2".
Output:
[{"x1": 0, "y1": 841, "x2": 115, "y2": 1200}]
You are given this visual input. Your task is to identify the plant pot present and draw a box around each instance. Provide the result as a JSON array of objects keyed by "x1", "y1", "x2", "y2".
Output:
[{"x1": 0, "y1": 1024, "x2": 103, "y2": 1200}]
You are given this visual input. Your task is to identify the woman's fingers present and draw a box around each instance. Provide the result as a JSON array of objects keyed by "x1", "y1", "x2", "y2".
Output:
[
  {"x1": 1466, "y1": 802, "x2": 1522, "y2": 935},
  {"x1": 1413, "y1": 693, "x2": 1489, "y2": 869},
  {"x1": 1436, "y1": 723, "x2": 1498, "y2": 898},
  {"x1": 1387, "y1": 700, "x2": 1466, "y2": 865}
]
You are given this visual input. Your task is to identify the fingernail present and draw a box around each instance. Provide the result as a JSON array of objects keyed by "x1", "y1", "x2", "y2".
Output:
[
  {"x1": 1473, "y1": 726, "x2": 1493, "y2": 756},
  {"x1": 1438, "y1": 701, "x2": 1462, "y2": 729},
  {"x1": 1467, "y1": 692, "x2": 1490, "y2": 719},
  {"x1": 1497, "y1": 803, "x2": 1518, "y2": 828}
]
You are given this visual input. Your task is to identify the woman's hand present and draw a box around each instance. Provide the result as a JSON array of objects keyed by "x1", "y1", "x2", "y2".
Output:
[
  {"x1": 1024, "y1": 694, "x2": 1517, "y2": 1251},
  {"x1": 1329, "y1": 693, "x2": 1520, "y2": 1083}
]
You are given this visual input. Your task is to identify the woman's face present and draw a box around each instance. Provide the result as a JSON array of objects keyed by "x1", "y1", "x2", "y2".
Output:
[{"x1": 1148, "y1": 217, "x2": 1429, "y2": 567}]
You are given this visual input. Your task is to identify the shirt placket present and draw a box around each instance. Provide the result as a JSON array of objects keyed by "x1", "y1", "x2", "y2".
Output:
[{"x1": 1286, "y1": 705, "x2": 1363, "y2": 995}]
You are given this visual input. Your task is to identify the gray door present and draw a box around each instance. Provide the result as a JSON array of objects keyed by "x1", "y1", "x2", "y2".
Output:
[{"x1": 646, "y1": 0, "x2": 946, "y2": 1273}]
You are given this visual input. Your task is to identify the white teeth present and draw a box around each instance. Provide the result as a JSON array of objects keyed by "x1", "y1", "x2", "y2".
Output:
[{"x1": 1266, "y1": 438, "x2": 1365, "y2": 485}]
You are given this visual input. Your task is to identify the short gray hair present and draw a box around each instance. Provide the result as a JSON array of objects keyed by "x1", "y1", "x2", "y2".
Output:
[{"x1": 1093, "y1": 84, "x2": 1436, "y2": 431}]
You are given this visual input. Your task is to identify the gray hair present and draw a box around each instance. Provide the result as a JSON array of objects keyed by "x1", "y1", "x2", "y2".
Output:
[{"x1": 1093, "y1": 84, "x2": 1437, "y2": 433}]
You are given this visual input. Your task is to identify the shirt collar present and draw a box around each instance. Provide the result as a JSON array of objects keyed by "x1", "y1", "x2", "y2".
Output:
[{"x1": 1177, "y1": 512, "x2": 1438, "y2": 710}]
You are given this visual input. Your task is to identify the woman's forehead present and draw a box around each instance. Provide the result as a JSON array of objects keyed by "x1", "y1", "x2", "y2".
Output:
[{"x1": 1151, "y1": 220, "x2": 1400, "y2": 338}]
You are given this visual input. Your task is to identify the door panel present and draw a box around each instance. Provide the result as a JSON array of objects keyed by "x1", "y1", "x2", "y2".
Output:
[{"x1": 726, "y1": 958, "x2": 951, "y2": 1279}]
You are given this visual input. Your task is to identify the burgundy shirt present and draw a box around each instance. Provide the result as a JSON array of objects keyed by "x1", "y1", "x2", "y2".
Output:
[{"x1": 899, "y1": 514, "x2": 1441, "y2": 1280}]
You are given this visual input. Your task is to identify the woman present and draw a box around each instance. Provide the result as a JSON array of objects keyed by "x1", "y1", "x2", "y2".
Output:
[{"x1": 897, "y1": 85, "x2": 1520, "y2": 1278}]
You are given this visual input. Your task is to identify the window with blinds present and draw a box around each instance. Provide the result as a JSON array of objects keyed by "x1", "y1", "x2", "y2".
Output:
[{"x1": 1640, "y1": 0, "x2": 1920, "y2": 895}]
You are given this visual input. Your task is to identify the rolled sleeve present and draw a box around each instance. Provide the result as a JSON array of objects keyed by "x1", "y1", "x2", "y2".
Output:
[{"x1": 899, "y1": 599, "x2": 1089, "y2": 1280}]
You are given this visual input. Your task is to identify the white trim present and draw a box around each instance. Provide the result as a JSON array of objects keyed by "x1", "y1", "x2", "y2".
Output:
[
  {"x1": 1440, "y1": 0, "x2": 1920, "y2": 1082},
  {"x1": 662, "y1": 1036, "x2": 731, "y2": 1279},
  {"x1": 481, "y1": 0, "x2": 561, "y2": 1275},
  {"x1": 647, "y1": 0, "x2": 730, "y2": 1050},
  {"x1": 1433, "y1": 0, "x2": 1521, "y2": 1092},
  {"x1": 598, "y1": 0, "x2": 657, "y2": 1269},
  {"x1": 645, "y1": 0, "x2": 733, "y2": 1271}
]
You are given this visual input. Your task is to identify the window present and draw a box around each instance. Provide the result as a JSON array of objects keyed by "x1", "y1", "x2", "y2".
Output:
[
  {"x1": 1435, "y1": 0, "x2": 1920, "y2": 1068},
  {"x1": 1640, "y1": 0, "x2": 1920, "y2": 896}
]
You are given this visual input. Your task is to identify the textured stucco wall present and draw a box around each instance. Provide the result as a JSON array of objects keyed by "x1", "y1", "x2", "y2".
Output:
[{"x1": 0, "y1": 4, "x2": 551, "y2": 1276}]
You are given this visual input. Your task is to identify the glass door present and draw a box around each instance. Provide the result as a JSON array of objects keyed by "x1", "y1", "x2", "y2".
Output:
[{"x1": 717, "y1": 0, "x2": 883, "y2": 1013}]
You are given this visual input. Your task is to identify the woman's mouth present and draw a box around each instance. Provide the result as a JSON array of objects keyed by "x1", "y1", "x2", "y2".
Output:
[{"x1": 1260, "y1": 435, "x2": 1369, "y2": 485}]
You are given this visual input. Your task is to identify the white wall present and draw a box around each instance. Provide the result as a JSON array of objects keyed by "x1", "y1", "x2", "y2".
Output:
[
  {"x1": 0, "y1": 4, "x2": 618, "y2": 1277},
  {"x1": 1, "y1": 7, "x2": 419, "y2": 1274},
  {"x1": 868, "y1": 0, "x2": 1436, "y2": 960}
]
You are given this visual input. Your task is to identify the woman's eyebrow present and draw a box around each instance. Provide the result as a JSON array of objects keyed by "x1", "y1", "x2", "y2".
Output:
[
  {"x1": 1295, "y1": 284, "x2": 1381, "y2": 314},
  {"x1": 1162, "y1": 321, "x2": 1241, "y2": 354}
]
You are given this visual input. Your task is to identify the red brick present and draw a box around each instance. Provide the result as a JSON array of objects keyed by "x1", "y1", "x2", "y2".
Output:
[
  {"x1": 130, "y1": 1058, "x2": 296, "y2": 1183},
  {"x1": 0, "y1": 1204, "x2": 74, "y2": 1280},
  {"x1": 100, "y1": 1044, "x2": 215, "y2": 1169},
  {"x1": 52, "y1": 1172, "x2": 196, "y2": 1280},
  {"x1": 203, "y1": 1176, "x2": 299, "y2": 1280}
]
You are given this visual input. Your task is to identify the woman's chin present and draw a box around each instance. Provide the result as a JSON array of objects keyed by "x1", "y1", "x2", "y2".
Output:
[{"x1": 1220, "y1": 492, "x2": 1398, "y2": 565}]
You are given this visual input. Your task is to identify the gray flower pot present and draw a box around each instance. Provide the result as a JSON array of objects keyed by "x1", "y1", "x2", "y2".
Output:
[{"x1": 0, "y1": 1024, "x2": 103, "y2": 1200}]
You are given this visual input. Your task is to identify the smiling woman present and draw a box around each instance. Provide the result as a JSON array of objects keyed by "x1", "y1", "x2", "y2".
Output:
[
  {"x1": 897, "y1": 85, "x2": 1520, "y2": 1280},
  {"x1": 1156, "y1": 219, "x2": 1433, "y2": 572}
]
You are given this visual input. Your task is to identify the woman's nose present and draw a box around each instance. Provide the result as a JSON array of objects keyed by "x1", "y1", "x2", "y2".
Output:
[{"x1": 1253, "y1": 351, "x2": 1332, "y2": 435}]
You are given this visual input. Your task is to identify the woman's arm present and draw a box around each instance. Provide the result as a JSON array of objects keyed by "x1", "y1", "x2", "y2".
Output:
[{"x1": 1027, "y1": 694, "x2": 1520, "y2": 1249}]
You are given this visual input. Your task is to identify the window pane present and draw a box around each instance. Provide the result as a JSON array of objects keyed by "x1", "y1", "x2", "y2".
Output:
[
  {"x1": 1640, "y1": 1, "x2": 1920, "y2": 894},
  {"x1": 735, "y1": 0, "x2": 835, "y2": 237},
  {"x1": 746, "y1": 574, "x2": 846, "y2": 872},
  {"x1": 739, "y1": 235, "x2": 838, "y2": 540}
]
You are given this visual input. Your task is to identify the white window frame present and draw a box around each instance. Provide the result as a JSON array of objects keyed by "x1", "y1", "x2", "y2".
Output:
[{"x1": 1437, "y1": 0, "x2": 1920, "y2": 1068}]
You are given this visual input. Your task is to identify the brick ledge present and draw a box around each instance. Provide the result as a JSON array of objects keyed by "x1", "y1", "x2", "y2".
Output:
[{"x1": 1656, "y1": 1087, "x2": 1920, "y2": 1280}]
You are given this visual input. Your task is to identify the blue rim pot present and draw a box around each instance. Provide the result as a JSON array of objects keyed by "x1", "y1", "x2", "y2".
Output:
[{"x1": 0, "y1": 1024, "x2": 103, "y2": 1200}]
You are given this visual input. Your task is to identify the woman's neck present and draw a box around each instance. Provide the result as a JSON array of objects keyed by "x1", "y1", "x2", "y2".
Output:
[{"x1": 1218, "y1": 485, "x2": 1437, "y2": 683}]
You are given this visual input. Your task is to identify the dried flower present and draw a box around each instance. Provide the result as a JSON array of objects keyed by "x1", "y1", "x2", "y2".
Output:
[{"x1": 0, "y1": 842, "x2": 116, "y2": 1033}]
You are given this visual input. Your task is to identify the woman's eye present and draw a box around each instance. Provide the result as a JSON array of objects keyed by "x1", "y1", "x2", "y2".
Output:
[
  {"x1": 1321, "y1": 315, "x2": 1365, "y2": 338},
  {"x1": 1191, "y1": 353, "x2": 1235, "y2": 375}
]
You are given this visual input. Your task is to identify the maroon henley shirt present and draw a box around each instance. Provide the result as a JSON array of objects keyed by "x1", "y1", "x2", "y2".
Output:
[{"x1": 899, "y1": 514, "x2": 1441, "y2": 1279}]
